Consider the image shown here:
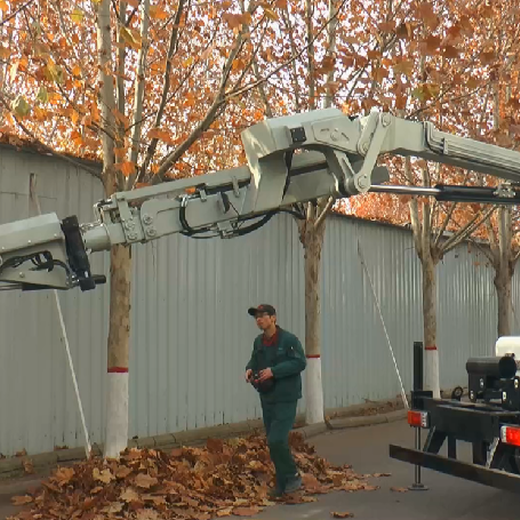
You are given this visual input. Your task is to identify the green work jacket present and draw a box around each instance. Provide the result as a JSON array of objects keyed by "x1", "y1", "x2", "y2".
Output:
[{"x1": 246, "y1": 327, "x2": 307, "y2": 403}]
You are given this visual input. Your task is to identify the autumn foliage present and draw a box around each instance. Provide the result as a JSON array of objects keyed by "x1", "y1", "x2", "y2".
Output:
[{"x1": 9, "y1": 432, "x2": 381, "y2": 520}]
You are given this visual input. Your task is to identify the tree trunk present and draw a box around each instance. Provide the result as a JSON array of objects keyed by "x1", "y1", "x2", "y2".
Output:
[
  {"x1": 104, "y1": 243, "x2": 132, "y2": 458},
  {"x1": 494, "y1": 206, "x2": 514, "y2": 339},
  {"x1": 95, "y1": 0, "x2": 130, "y2": 459},
  {"x1": 299, "y1": 217, "x2": 326, "y2": 425},
  {"x1": 422, "y1": 253, "x2": 441, "y2": 398},
  {"x1": 102, "y1": 164, "x2": 131, "y2": 459},
  {"x1": 495, "y1": 269, "x2": 513, "y2": 338}
]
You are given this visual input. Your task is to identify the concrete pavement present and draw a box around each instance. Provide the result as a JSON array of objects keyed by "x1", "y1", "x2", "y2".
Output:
[{"x1": 239, "y1": 420, "x2": 520, "y2": 520}]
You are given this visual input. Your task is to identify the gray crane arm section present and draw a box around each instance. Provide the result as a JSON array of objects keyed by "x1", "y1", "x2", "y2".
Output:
[{"x1": 2, "y1": 108, "x2": 520, "y2": 290}]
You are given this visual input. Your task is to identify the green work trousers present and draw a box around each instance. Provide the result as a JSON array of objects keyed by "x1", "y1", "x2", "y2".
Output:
[{"x1": 261, "y1": 399, "x2": 298, "y2": 488}]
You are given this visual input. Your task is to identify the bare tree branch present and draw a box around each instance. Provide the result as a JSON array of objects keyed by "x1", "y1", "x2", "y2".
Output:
[
  {"x1": 432, "y1": 168, "x2": 471, "y2": 249},
  {"x1": 153, "y1": 6, "x2": 252, "y2": 183},
  {"x1": 116, "y1": 2, "x2": 128, "y2": 132},
  {"x1": 133, "y1": 0, "x2": 187, "y2": 185},
  {"x1": 306, "y1": 0, "x2": 316, "y2": 109},
  {"x1": 306, "y1": 200, "x2": 315, "y2": 222},
  {"x1": 252, "y1": 55, "x2": 273, "y2": 117},
  {"x1": 280, "y1": 3, "x2": 302, "y2": 112},
  {"x1": 314, "y1": 197, "x2": 334, "y2": 229},
  {"x1": 467, "y1": 237, "x2": 495, "y2": 263},
  {"x1": 513, "y1": 248, "x2": 520, "y2": 265},
  {"x1": 404, "y1": 157, "x2": 422, "y2": 257},
  {"x1": 127, "y1": 0, "x2": 151, "y2": 188},
  {"x1": 95, "y1": 0, "x2": 119, "y2": 188},
  {"x1": 323, "y1": 0, "x2": 338, "y2": 110},
  {"x1": 246, "y1": 12, "x2": 272, "y2": 117},
  {"x1": 224, "y1": 0, "x2": 348, "y2": 102},
  {"x1": 0, "y1": 0, "x2": 35, "y2": 27},
  {"x1": 232, "y1": 15, "x2": 269, "y2": 91},
  {"x1": 484, "y1": 211, "x2": 499, "y2": 259},
  {"x1": 54, "y1": 0, "x2": 75, "y2": 50},
  {"x1": 433, "y1": 202, "x2": 457, "y2": 248},
  {"x1": 441, "y1": 206, "x2": 495, "y2": 254}
]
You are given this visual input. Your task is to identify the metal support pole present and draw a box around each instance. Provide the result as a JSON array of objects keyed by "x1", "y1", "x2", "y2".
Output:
[
  {"x1": 412, "y1": 341, "x2": 423, "y2": 394},
  {"x1": 409, "y1": 341, "x2": 428, "y2": 491}
]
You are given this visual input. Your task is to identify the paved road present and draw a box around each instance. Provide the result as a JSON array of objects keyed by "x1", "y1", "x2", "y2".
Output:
[
  {"x1": 246, "y1": 420, "x2": 520, "y2": 520},
  {"x1": 0, "y1": 473, "x2": 45, "y2": 519},
  {"x1": 2, "y1": 420, "x2": 520, "y2": 519}
]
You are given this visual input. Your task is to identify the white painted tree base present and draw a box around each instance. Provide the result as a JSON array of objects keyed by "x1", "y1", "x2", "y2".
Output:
[
  {"x1": 424, "y1": 348, "x2": 441, "y2": 399},
  {"x1": 104, "y1": 372, "x2": 129, "y2": 459},
  {"x1": 305, "y1": 357, "x2": 324, "y2": 424}
]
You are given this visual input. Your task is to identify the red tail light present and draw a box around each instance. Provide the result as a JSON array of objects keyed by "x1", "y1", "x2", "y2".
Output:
[
  {"x1": 500, "y1": 425, "x2": 520, "y2": 446},
  {"x1": 408, "y1": 410, "x2": 429, "y2": 428}
]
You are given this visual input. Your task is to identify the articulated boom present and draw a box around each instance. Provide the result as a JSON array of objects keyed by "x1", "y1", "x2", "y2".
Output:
[{"x1": 2, "y1": 107, "x2": 520, "y2": 291}]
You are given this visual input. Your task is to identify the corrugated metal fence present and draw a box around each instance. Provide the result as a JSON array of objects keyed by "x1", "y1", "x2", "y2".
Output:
[{"x1": 0, "y1": 146, "x2": 518, "y2": 456}]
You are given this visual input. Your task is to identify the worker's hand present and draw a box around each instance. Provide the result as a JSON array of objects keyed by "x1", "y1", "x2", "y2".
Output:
[
  {"x1": 245, "y1": 369, "x2": 253, "y2": 382},
  {"x1": 258, "y1": 368, "x2": 273, "y2": 382}
]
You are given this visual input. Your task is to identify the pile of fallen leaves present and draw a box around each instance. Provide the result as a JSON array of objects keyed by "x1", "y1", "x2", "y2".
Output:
[{"x1": 9, "y1": 432, "x2": 379, "y2": 520}]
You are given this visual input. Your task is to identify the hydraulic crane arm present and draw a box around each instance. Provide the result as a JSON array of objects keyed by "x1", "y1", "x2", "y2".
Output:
[{"x1": 2, "y1": 107, "x2": 520, "y2": 292}]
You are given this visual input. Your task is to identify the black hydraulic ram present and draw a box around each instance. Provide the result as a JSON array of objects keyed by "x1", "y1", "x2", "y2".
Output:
[{"x1": 370, "y1": 183, "x2": 520, "y2": 205}]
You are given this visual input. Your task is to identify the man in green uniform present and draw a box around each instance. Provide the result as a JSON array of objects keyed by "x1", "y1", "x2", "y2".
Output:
[{"x1": 245, "y1": 304, "x2": 307, "y2": 497}]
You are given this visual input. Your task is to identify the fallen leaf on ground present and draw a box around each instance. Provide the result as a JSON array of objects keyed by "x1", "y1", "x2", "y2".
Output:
[
  {"x1": 390, "y1": 486, "x2": 408, "y2": 493},
  {"x1": 7, "y1": 432, "x2": 380, "y2": 519},
  {"x1": 216, "y1": 507, "x2": 234, "y2": 516},
  {"x1": 207, "y1": 438, "x2": 225, "y2": 453},
  {"x1": 135, "y1": 509, "x2": 162, "y2": 520},
  {"x1": 120, "y1": 487, "x2": 140, "y2": 502},
  {"x1": 11, "y1": 495, "x2": 33, "y2": 506},
  {"x1": 331, "y1": 512, "x2": 354, "y2": 518},
  {"x1": 116, "y1": 465, "x2": 132, "y2": 478},
  {"x1": 343, "y1": 481, "x2": 379, "y2": 492},
  {"x1": 135, "y1": 473, "x2": 158, "y2": 489},
  {"x1": 93, "y1": 467, "x2": 115, "y2": 484},
  {"x1": 54, "y1": 467, "x2": 75, "y2": 485},
  {"x1": 102, "y1": 501, "x2": 123, "y2": 513},
  {"x1": 22, "y1": 460, "x2": 34, "y2": 474},
  {"x1": 372, "y1": 472, "x2": 391, "y2": 477}
]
